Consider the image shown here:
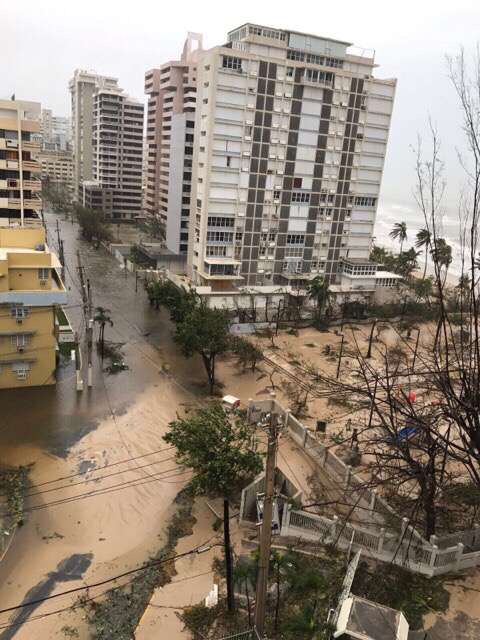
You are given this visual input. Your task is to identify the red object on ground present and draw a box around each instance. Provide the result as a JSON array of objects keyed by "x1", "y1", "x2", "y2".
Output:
[{"x1": 407, "y1": 390, "x2": 416, "y2": 402}]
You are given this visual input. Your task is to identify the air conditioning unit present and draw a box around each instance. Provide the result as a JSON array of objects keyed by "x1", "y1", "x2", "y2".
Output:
[
  {"x1": 244, "y1": 135, "x2": 252, "y2": 141},
  {"x1": 246, "y1": 119, "x2": 253, "y2": 125},
  {"x1": 273, "y1": 198, "x2": 280, "y2": 204},
  {"x1": 247, "y1": 103, "x2": 255, "y2": 109},
  {"x1": 327, "y1": 145, "x2": 334, "y2": 150},
  {"x1": 277, "y1": 169, "x2": 284, "y2": 175},
  {"x1": 276, "y1": 91, "x2": 283, "y2": 97},
  {"x1": 16, "y1": 318, "x2": 23, "y2": 324},
  {"x1": 39, "y1": 280, "x2": 47, "y2": 286},
  {"x1": 285, "y1": 92, "x2": 292, "y2": 98},
  {"x1": 269, "y1": 153, "x2": 276, "y2": 159},
  {"x1": 242, "y1": 167, "x2": 249, "y2": 172},
  {"x1": 17, "y1": 346, "x2": 25, "y2": 353},
  {"x1": 251, "y1": 71, "x2": 258, "y2": 76},
  {"x1": 277, "y1": 76, "x2": 284, "y2": 81},
  {"x1": 274, "y1": 107, "x2": 281, "y2": 113},
  {"x1": 258, "y1": 269, "x2": 265, "y2": 274},
  {"x1": 269, "y1": 241, "x2": 276, "y2": 247},
  {"x1": 271, "y1": 138, "x2": 279, "y2": 144},
  {"x1": 272, "y1": 123, "x2": 279, "y2": 128},
  {"x1": 242, "y1": 151, "x2": 250, "y2": 156}
]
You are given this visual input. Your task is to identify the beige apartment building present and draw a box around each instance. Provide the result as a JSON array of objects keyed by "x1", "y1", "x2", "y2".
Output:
[
  {"x1": 38, "y1": 148, "x2": 73, "y2": 196},
  {"x1": 184, "y1": 24, "x2": 396, "y2": 298},
  {"x1": 145, "y1": 33, "x2": 203, "y2": 253},
  {"x1": 0, "y1": 99, "x2": 42, "y2": 225}
]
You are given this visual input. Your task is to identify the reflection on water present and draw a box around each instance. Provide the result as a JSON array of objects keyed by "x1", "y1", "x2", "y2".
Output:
[{"x1": 0, "y1": 213, "x2": 202, "y2": 461}]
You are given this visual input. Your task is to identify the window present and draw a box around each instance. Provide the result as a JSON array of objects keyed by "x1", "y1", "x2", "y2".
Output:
[
  {"x1": 206, "y1": 231, "x2": 234, "y2": 244},
  {"x1": 273, "y1": 190, "x2": 281, "y2": 200},
  {"x1": 38, "y1": 268, "x2": 49, "y2": 281},
  {"x1": 206, "y1": 246, "x2": 227, "y2": 257},
  {"x1": 286, "y1": 234, "x2": 305, "y2": 245},
  {"x1": 282, "y1": 259, "x2": 303, "y2": 273},
  {"x1": 207, "y1": 216, "x2": 235, "y2": 228},
  {"x1": 286, "y1": 66, "x2": 295, "y2": 78},
  {"x1": 11, "y1": 305, "x2": 27, "y2": 319},
  {"x1": 293, "y1": 177, "x2": 303, "y2": 189},
  {"x1": 222, "y1": 56, "x2": 242, "y2": 71},
  {"x1": 291, "y1": 192, "x2": 310, "y2": 203},
  {"x1": 285, "y1": 247, "x2": 303, "y2": 257},
  {"x1": 354, "y1": 196, "x2": 377, "y2": 207},
  {"x1": 11, "y1": 334, "x2": 28, "y2": 349}
]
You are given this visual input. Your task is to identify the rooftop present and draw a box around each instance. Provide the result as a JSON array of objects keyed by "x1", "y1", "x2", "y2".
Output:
[
  {"x1": 227, "y1": 22, "x2": 352, "y2": 47},
  {"x1": 335, "y1": 595, "x2": 408, "y2": 640}
]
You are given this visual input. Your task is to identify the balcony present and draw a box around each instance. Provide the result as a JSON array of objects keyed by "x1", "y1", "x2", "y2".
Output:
[
  {"x1": 7, "y1": 198, "x2": 42, "y2": 210},
  {"x1": 22, "y1": 160, "x2": 41, "y2": 172},
  {"x1": 22, "y1": 140, "x2": 40, "y2": 152}
]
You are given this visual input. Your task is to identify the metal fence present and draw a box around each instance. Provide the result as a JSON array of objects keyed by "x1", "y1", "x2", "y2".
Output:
[{"x1": 245, "y1": 399, "x2": 480, "y2": 576}]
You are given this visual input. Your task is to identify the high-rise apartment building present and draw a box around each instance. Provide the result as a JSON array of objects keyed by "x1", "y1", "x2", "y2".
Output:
[
  {"x1": 0, "y1": 99, "x2": 42, "y2": 226},
  {"x1": 0, "y1": 226, "x2": 67, "y2": 388},
  {"x1": 145, "y1": 33, "x2": 203, "y2": 254},
  {"x1": 187, "y1": 24, "x2": 396, "y2": 292},
  {"x1": 70, "y1": 70, "x2": 118, "y2": 199},
  {"x1": 40, "y1": 109, "x2": 72, "y2": 151},
  {"x1": 70, "y1": 70, "x2": 144, "y2": 220}
]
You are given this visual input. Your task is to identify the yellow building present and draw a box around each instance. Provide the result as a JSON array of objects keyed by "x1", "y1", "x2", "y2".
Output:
[{"x1": 0, "y1": 226, "x2": 67, "y2": 389}]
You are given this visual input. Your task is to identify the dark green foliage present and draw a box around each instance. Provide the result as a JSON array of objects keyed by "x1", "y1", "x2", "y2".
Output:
[
  {"x1": 230, "y1": 336, "x2": 264, "y2": 372},
  {"x1": 174, "y1": 304, "x2": 231, "y2": 393},
  {"x1": 0, "y1": 466, "x2": 30, "y2": 527},
  {"x1": 164, "y1": 403, "x2": 262, "y2": 499},
  {"x1": 181, "y1": 603, "x2": 220, "y2": 639},
  {"x1": 74, "y1": 205, "x2": 112, "y2": 242}
]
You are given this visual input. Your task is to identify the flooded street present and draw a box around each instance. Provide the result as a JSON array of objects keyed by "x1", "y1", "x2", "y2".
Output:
[{"x1": 0, "y1": 213, "x2": 207, "y2": 638}]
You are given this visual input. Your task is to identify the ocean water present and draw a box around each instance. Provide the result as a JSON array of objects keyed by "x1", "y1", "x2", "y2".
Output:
[{"x1": 375, "y1": 198, "x2": 465, "y2": 278}]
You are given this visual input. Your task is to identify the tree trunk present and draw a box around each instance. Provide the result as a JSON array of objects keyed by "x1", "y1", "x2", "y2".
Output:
[
  {"x1": 245, "y1": 580, "x2": 252, "y2": 626},
  {"x1": 274, "y1": 564, "x2": 281, "y2": 631},
  {"x1": 224, "y1": 498, "x2": 234, "y2": 612},
  {"x1": 423, "y1": 247, "x2": 428, "y2": 279}
]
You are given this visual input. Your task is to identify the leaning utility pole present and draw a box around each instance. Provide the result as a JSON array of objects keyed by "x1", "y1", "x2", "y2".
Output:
[
  {"x1": 86, "y1": 278, "x2": 93, "y2": 388},
  {"x1": 254, "y1": 395, "x2": 279, "y2": 635},
  {"x1": 76, "y1": 250, "x2": 94, "y2": 388}
]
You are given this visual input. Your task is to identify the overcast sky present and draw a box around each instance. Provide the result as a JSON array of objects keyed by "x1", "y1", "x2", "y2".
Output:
[{"x1": 3, "y1": 0, "x2": 480, "y2": 246}]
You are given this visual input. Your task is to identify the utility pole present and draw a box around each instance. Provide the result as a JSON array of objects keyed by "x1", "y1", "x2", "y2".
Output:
[
  {"x1": 77, "y1": 250, "x2": 93, "y2": 389},
  {"x1": 86, "y1": 278, "x2": 93, "y2": 388},
  {"x1": 56, "y1": 219, "x2": 65, "y2": 282},
  {"x1": 223, "y1": 498, "x2": 234, "y2": 612},
  {"x1": 366, "y1": 318, "x2": 377, "y2": 359},
  {"x1": 412, "y1": 328, "x2": 421, "y2": 371},
  {"x1": 336, "y1": 333, "x2": 345, "y2": 379},
  {"x1": 254, "y1": 395, "x2": 279, "y2": 635},
  {"x1": 74, "y1": 331, "x2": 83, "y2": 391}
]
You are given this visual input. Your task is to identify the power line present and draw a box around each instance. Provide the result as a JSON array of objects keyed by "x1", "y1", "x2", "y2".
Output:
[
  {"x1": 30, "y1": 444, "x2": 175, "y2": 489},
  {"x1": 0, "y1": 466, "x2": 190, "y2": 520},
  {"x1": 0, "y1": 539, "x2": 222, "y2": 618}
]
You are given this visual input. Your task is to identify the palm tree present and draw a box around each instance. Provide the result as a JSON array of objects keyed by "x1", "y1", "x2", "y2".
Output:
[
  {"x1": 94, "y1": 306, "x2": 113, "y2": 358},
  {"x1": 389, "y1": 221, "x2": 408, "y2": 253},
  {"x1": 306, "y1": 275, "x2": 330, "y2": 319},
  {"x1": 431, "y1": 238, "x2": 452, "y2": 284},
  {"x1": 415, "y1": 228, "x2": 432, "y2": 278}
]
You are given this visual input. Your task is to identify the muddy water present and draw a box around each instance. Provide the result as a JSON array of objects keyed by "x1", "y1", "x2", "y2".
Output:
[{"x1": 0, "y1": 214, "x2": 206, "y2": 638}]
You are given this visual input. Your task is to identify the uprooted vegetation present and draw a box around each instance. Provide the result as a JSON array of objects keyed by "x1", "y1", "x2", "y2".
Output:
[{"x1": 79, "y1": 488, "x2": 195, "y2": 640}]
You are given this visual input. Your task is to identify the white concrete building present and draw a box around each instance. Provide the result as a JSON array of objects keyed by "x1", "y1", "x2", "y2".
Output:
[
  {"x1": 187, "y1": 24, "x2": 396, "y2": 297},
  {"x1": 145, "y1": 33, "x2": 203, "y2": 254},
  {"x1": 69, "y1": 70, "x2": 144, "y2": 220}
]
